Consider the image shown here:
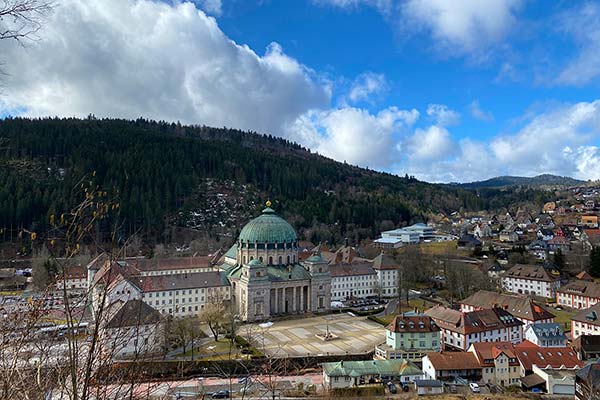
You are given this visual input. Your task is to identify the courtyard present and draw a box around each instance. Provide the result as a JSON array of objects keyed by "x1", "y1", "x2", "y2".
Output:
[{"x1": 239, "y1": 313, "x2": 386, "y2": 357}]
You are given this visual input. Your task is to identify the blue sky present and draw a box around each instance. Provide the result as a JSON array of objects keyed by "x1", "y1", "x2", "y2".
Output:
[{"x1": 1, "y1": 0, "x2": 600, "y2": 182}]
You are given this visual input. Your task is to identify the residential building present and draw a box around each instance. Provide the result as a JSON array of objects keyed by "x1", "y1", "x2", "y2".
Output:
[
  {"x1": 572, "y1": 303, "x2": 600, "y2": 339},
  {"x1": 575, "y1": 363, "x2": 600, "y2": 400},
  {"x1": 547, "y1": 236, "x2": 570, "y2": 253},
  {"x1": 581, "y1": 215, "x2": 599, "y2": 228},
  {"x1": 460, "y1": 290, "x2": 555, "y2": 332},
  {"x1": 514, "y1": 340, "x2": 583, "y2": 376},
  {"x1": 499, "y1": 229, "x2": 518, "y2": 243},
  {"x1": 557, "y1": 280, "x2": 600, "y2": 310},
  {"x1": 573, "y1": 335, "x2": 600, "y2": 361},
  {"x1": 467, "y1": 342, "x2": 521, "y2": 386},
  {"x1": 576, "y1": 271, "x2": 594, "y2": 282},
  {"x1": 456, "y1": 234, "x2": 481, "y2": 249},
  {"x1": 502, "y1": 264, "x2": 560, "y2": 298},
  {"x1": 421, "y1": 352, "x2": 482, "y2": 381},
  {"x1": 523, "y1": 323, "x2": 567, "y2": 347},
  {"x1": 529, "y1": 364, "x2": 578, "y2": 395},
  {"x1": 54, "y1": 265, "x2": 87, "y2": 294},
  {"x1": 374, "y1": 315, "x2": 441, "y2": 361},
  {"x1": 100, "y1": 299, "x2": 163, "y2": 359},
  {"x1": 372, "y1": 253, "x2": 400, "y2": 298},
  {"x1": 425, "y1": 305, "x2": 523, "y2": 351},
  {"x1": 330, "y1": 263, "x2": 377, "y2": 301},
  {"x1": 321, "y1": 359, "x2": 423, "y2": 390}
]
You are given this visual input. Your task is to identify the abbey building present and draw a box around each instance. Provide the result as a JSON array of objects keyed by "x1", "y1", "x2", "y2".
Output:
[{"x1": 220, "y1": 202, "x2": 332, "y2": 322}]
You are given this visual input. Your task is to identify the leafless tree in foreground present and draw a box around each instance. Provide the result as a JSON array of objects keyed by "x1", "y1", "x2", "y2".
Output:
[{"x1": 0, "y1": 0, "x2": 54, "y2": 43}]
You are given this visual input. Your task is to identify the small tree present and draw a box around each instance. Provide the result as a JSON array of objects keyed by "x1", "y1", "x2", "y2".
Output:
[
  {"x1": 553, "y1": 248, "x2": 565, "y2": 271},
  {"x1": 198, "y1": 298, "x2": 229, "y2": 342}
]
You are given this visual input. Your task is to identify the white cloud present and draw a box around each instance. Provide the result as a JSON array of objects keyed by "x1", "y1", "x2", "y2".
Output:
[
  {"x1": 312, "y1": 0, "x2": 392, "y2": 14},
  {"x1": 403, "y1": 125, "x2": 455, "y2": 162},
  {"x1": 426, "y1": 104, "x2": 460, "y2": 126},
  {"x1": 555, "y1": 3, "x2": 600, "y2": 85},
  {"x1": 401, "y1": 0, "x2": 522, "y2": 55},
  {"x1": 468, "y1": 100, "x2": 494, "y2": 122},
  {"x1": 347, "y1": 72, "x2": 388, "y2": 103},
  {"x1": 0, "y1": 0, "x2": 330, "y2": 135},
  {"x1": 402, "y1": 100, "x2": 600, "y2": 182},
  {"x1": 193, "y1": 0, "x2": 223, "y2": 16},
  {"x1": 286, "y1": 106, "x2": 418, "y2": 169}
]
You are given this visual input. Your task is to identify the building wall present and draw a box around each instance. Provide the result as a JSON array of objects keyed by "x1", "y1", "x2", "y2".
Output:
[
  {"x1": 377, "y1": 269, "x2": 399, "y2": 297},
  {"x1": 140, "y1": 285, "x2": 230, "y2": 317},
  {"x1": 572, "y1": 320, "x2": 600, "y2": 339},
  {"x1": 557, "y1": 292, "x2": 600, "y2": 310},
  {"x1": 331, "y1": 274, "x2": 377, "y2": 301},
  {"x1": 440, "y1": 326, "x2": 522, "y2": 351},
  {"x1": 502, "y1": 277, "x2": 558, "y2": 298},
  {"x1": 101, "y1": 323, "x2": 162, "y2": 359}
]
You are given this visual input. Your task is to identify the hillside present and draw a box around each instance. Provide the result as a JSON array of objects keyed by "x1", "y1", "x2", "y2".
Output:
[
  {"x1": 453, "y1": 174, "x2": 584, "y2": 189},
  {"x1": 0, "y1": 117, "x2": 551, "y2": 248}
]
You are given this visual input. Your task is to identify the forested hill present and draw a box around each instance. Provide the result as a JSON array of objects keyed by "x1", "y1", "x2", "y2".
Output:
[
  {"x1": 0, "y1": 117, "x2": 550, "y2": 245},
  {"x1": 453, "y1": 174, "x2": 584, "y2": 189}
]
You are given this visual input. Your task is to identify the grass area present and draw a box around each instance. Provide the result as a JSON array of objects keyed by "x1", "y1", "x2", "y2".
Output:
[
  {"x1": 550, "y1": 307, "x2": 577, "y2": 326},
  {"x1": 379, "y1": 298, "x2": 437, "y2": 325},
  {"x1": 179, "y1": 339, "x2": 235, "y2": 357},
  {"x1": 417, "y1": 240, "x2": 460, "y2": 256}
]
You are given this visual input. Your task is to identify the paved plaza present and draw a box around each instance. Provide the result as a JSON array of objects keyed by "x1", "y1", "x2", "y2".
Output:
[{"x1": 239, "y1": 313, "x2": 386, "y2": 357}]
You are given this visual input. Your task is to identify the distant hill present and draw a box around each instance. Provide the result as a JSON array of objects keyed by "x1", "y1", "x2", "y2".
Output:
[
  {"x1": 453, "y1": 174, "x2": 584, "y2": 189},
  {"x1": 0, "y1": 118, "x2": 553, "y2": 246}
]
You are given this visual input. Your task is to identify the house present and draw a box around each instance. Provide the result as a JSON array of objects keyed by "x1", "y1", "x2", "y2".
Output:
[
  {"x1": 374, "y1": 315, "x2": 441, "y2": 361},
  {"x1": 321, "y1": 359, "x2": 423, "y2": 390},
  {"x1": 473, "y1": 223, "x2": 492, "y2": 239},
  {"x1": 486, "y1": 263, "x2": 505, "y2": 279},
  {"x1": 499, "y1": 229, "x2": 519, "y2": 243},
  {"x1": 573, "y1": 335, "x2": 600, "y2": 361},
  {"x1": 468, "y1": 342, "x2": 521, "y2": 386},
  {"x1": 528, "y1": 239, "x2": 548, "y2": 260},
  {"x1": 543, "y1": 202, "x2": 557, "y2": 214},
  {"x1": 547, "y1": 236, "x2": 570, "y2": 253},
  {"x1": 413, "y1": 379, "x2": 444, "y2": 396},
  {"x1": 514, "y1": 340, "x2": 583, "y2": 376},
  {"x1": 576, "y1": 271, "x2": 594, "y2": 282},
  {"x1": 575, "y1": 363, "x2": 600, "y2": 400},
  {"x1": 100, "y1": 299, "x2": 163, "y2": 359},
  {"x1": 460, "y1": 290, "x2": 555, "y2": 332},
  {"x1": 583, "y1": 229, "x2": 600, "y2": 250},
  {"x1": 502, "y1": 264, "x2": 561, "y2": 298},
  {"x1": 421, "y1": 351, "x2": 482, "y2": 381},
  {"x1": 330, "y1": 263, "x2": 378, "y2": 301},
  {"x1": 425, "y1": 305, "x2": 523, "y2": 351},
  {"x1": 557, "y1": 280, "x2": 600, "y2": 310},
  {"x1": 572, "y1": 303, "x2": 600, "y2": 339},
  {"x1": 54, "y1": 265, "x2": 87, "y2": 294},
  {"x1": 456, "y1": 234, "x2": 481, "y2": 250},
  {"x1": 538, "y1": 228, "x2": 555, "y2": 241},
  {"x1": 529, "y1": 364, "x2": 578, "y2": 395},
  {"x1": 585, "y1": 200, "x2": 596, "y2": 210},
  {"x1": 372, "y1": 253, "x2": 401, "y2": 298},
  {"x1": 582, "y1": 215, "x2": 599, "y2": 228},
  {"x1": 524, "y1": 323, "x2": 567, "y2": 347}
]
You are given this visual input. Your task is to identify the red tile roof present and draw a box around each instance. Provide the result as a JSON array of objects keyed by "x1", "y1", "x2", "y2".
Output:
[
  {"x1": 426, "y1": 305, "x2": 522, "y2": 335},
  {"x1": 424, "y1": 351, "x2": 481, "y2": 371},
  {"x1": 514, "y1": 341, "x2": 583, "y2": 371},
  {"x1": 386, "y1": 315, "x2": 440, "y2": 333},
  {"x1": 469, "y1": 342, "x2": 519, "y2": 367}
]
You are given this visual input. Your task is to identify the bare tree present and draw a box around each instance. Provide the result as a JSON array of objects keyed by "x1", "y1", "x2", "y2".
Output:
[
  {"x1": 198, "y1": 297, "x2": 230, "y2": 342},
  {"x1": 0, "y1": 0, "x2": 54, "y2": 43}
]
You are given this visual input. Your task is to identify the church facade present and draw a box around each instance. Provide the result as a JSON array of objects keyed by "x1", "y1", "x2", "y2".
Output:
[{"x1": 222, "y1": 202, "x2": 332, "y2": 322}]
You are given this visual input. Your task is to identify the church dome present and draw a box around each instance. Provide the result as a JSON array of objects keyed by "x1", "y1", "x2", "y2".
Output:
[{"x1": 238, "y1": 206, "x2": 297, "y2": 244}]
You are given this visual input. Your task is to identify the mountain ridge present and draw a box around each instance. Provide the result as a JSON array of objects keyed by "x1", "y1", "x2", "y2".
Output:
[{"x1": 449, "y1": 174, "x2": 585, "y2": 189}]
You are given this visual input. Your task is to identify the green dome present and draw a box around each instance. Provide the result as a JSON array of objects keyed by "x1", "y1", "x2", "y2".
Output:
[
  {"x1": 238, "y1": 207, "x2": 297, "y2": 243},
  {"x1": 247, "y1": 259, "x2": 263, "y2": 267}
]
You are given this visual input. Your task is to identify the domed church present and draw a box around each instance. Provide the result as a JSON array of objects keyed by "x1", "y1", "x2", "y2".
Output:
[{"x1": 222, "y1": 202, "x2": 331, "y2": 322}]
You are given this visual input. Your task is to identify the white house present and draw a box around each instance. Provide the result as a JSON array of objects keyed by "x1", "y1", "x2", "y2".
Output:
[
  {"x1": 425, "y1": 305, "x2": 523, "y2": 351},
  {"x1": 372, "y1": 253, "x2": 400, "y2": 298},
  {"x1": 467, "y1": 342, "x2": 521, "y2": 387},
  {"x1": 374, "y1": 315, "x2": 441, "y2": 361},
  {"x1": 572, "y1": 303, "x2": 600, "y2": 339},
  {"x1": 54, "y1": 265, "x2": 87, "y2": 294},
  {"x1": 557, "y1": 281, "x2": 600, "y2": 310},
  {"x1": 101, "y1": 299, "x2": 163, "y2": 359},
  {"x1": 421, "y1": 351, "x2": 482, "y2": 381},
  {"x1": 329, "y1": 263, "x2": 378, "y2": 301},
  {"x1": 524, "y1": 323, "x2": 567, "y2": 347},
  {"x1": 502, "y1": 264, "x2": 560, "y2": 298}
]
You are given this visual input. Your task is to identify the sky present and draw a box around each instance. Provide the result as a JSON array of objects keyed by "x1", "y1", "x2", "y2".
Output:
[{"x1": 1, "y1": 0, "x2": 600, "y2": 182}]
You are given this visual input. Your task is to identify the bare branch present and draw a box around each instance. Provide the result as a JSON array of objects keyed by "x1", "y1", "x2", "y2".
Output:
[{"x1": 0, "y1": 0, "x2": 54, "y2": 43}]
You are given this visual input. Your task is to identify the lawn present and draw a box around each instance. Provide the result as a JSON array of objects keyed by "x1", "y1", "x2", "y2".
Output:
[
  {"x1": 550, "y1": 307, "x2": 577, "y2": 330},
  {"x1": 418, "y1": 240, "x2": 460, "y2": 256}
]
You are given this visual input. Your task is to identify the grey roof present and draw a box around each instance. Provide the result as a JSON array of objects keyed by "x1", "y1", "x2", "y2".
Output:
[
  {"x1": 413, "y1": 379, "x2": 443, "y2": 388},
  {"x1": 322, "y1": 359, "x2": 422, "y2": 377},
  {"x1": 105, "y1": 300, "x2": 161, "y2": 329},
  {"x1": 527, "y1": 323, "x2": 567, "y2": 341},
  {"x1": 130, "y1": 270, "x2": 229, "y2": 292}
]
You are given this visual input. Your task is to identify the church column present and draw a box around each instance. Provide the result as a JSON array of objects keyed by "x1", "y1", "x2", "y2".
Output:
[
  {"x1": 292, "y1": 287, "x2": 297, "y2": 312},
  {"x1": 274, "y1": 288, "x2": 279, "y2": 314},
  {"x1": 300, "y1": 286, "x2": 304, "y2": 312}
]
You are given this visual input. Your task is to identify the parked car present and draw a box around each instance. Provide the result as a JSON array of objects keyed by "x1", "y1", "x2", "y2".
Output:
[
  {"x1": 401, "y1": 383, "x2": 409, "y2": 392},
  {"x1": 449, "y1": 384, "x2": 457, "y2": 393},
  {"x1": 469, "y1": 383, "x2": 480, "y2": 393},
  {"x1": 211, "y1": 390, "x2": 230, "y2": 399},
  {"x1": 386, "y1": 382, "x2": 397, "y2": 394}
]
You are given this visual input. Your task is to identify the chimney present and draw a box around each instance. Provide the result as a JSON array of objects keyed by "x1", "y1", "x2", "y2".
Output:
[{"x1": 344, "y1": 237, "x2": 349, "y2": 247}]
